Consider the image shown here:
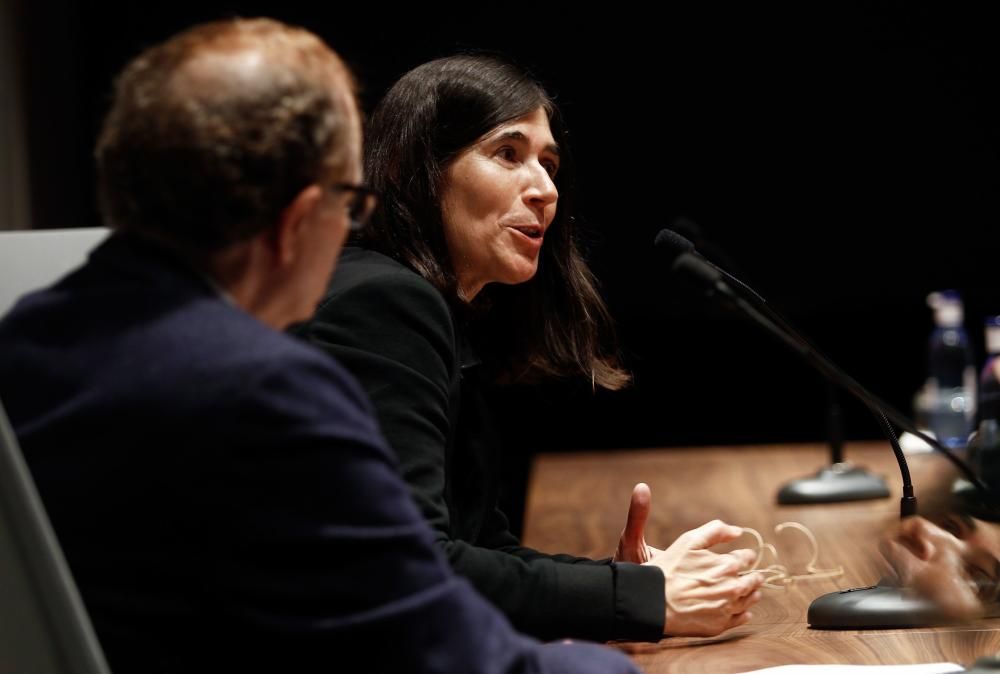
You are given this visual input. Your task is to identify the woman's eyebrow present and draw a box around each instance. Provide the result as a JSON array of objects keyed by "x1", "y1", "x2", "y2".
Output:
[{"x1": 489, "y1": 130, "x2": 560, "y2": 156}]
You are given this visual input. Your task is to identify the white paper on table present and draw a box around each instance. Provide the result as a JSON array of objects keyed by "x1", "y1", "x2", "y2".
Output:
[{"x1": 737, "y1": 664, "x2": 964, "y2": 674}]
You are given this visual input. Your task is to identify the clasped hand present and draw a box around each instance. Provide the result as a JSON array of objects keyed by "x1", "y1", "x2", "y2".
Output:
[{"x1": 613, "y1": 483, "x2": 764, "y2": 637}]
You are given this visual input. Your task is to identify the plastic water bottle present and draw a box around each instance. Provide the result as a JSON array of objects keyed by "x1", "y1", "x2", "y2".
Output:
[
  {"x1": 979, "y1": 316, "x2": 1000, "y2": 412},
  {"x1": 921, "y1": 290, "x2": 976, "y2": 449},
  {"x1": 968, "y1": 316, "x2": 1000, "y2": 483}
]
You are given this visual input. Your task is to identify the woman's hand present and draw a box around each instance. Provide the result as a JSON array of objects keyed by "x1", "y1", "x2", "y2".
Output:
[
  {"x1": 613, "y1": 486, "x2": 763, "y2": 637},
  {"x1": 651, "y1": 520, "x2": 763, "y2": 637},
  {"x1": 613, "y1": 483, "x2": 663, "y2": 563}
]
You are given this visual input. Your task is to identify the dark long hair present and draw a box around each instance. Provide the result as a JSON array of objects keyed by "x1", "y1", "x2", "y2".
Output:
[{"x1": 358, "y1": 54, "x2": 629, "y2": 390}]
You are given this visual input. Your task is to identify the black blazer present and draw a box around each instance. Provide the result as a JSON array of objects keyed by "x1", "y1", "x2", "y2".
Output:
[
  {"x1": 0, "y1": 234, "x2": 639, "y2": 673},
  {"x1": 300, "y1": 247, "x2": 665, "y2": 642}
]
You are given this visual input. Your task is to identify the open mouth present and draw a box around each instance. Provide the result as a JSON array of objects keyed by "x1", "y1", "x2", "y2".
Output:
[{"x1": 510, "y1": 225, "x2": 543, "y2": 240}]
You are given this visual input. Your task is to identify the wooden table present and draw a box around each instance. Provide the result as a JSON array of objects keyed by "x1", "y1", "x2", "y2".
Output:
[{"x1": 522, "y1": 442, "x2": 1000, "y2": 673}]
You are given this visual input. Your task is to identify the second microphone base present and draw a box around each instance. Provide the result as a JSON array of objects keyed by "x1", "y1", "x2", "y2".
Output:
[
  {"x1": 777, "y1": 463, "x2": 891, "y2": 505},
  {"x1": 808, "y1": 583, "x2": 945, "y2": 629}
]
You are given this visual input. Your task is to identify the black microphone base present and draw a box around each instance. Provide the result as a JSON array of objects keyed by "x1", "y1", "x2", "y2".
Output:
[
  {"x1": 963, "y1": 656, "x2": 1000, "y2": 673},
  {"x1": 777, "y1": 463, "x2": 890, "y2": 505},
  {"x1": 808, "y1": 584, "x2": 945, "y2": 629}
]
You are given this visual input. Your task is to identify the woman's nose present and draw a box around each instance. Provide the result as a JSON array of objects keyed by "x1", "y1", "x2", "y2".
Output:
[{"x1": 524, "y1": 162, "x2": 558, "y2": 209}]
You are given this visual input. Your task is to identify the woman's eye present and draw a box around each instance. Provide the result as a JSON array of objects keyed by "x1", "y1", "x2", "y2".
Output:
[
  {"x1": 543, "y1": 161, "x2": 559, "y2": 178},
  {"x1": 496, "y1": 146, "x2": 517, "y2": 163}
]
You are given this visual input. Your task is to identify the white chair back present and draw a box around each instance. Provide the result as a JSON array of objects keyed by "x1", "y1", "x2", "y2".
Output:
[{"x1": 0, "y1": 228, "x2": 110, "y2": 317}]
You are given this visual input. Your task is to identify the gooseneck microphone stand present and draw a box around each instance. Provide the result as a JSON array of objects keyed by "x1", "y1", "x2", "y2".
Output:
[{"x1": 655, "y1": 229, "x2": 992, "y2": 628}]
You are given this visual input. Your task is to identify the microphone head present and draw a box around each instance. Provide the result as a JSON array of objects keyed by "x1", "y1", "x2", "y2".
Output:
[
  {"x1": 654, "y1": 228, "x2": 723, "y2": 289},
  {"x1": 653, "y1": 229, "x2": 695, "y2": 265}
]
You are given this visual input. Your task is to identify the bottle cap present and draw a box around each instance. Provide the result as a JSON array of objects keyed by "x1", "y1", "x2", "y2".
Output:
[{"x1": 987, "y1": 316, "x2": 1000, "y2": 356}]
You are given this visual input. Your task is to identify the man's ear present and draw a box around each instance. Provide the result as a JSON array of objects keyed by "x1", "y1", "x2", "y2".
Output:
[{"x1": 272, "y1": 184, "x2": 325, "y2": 266}]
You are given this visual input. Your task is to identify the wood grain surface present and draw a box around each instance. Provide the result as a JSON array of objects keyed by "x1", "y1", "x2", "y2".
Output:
[{"x1": 522, "y1": 442, "x2": 1000, "y2": 672}]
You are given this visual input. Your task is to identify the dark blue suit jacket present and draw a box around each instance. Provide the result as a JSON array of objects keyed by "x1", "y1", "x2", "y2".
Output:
[{"x1": 0, "y1": 234, "x2": 639, "y2": 673}]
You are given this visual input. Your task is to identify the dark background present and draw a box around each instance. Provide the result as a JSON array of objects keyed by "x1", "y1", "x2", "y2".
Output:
[{"x1": 12, "y1": 3, "x2": 1000, "y2": 475}]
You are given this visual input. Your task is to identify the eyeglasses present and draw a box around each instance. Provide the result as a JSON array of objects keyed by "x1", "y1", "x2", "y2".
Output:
[{"x1": 329, "y1": 182, "x2": 379, "y2": 231}]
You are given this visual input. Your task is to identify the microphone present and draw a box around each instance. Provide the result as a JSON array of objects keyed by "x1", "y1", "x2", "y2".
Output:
[
  {"x1": 658, "y1": 229, "x2": 889, "y2": 504},
  {"x1": 654, "y1": 227, "x2": 992, "y2": 628},
  {"x1": 653, "y1": 228, "x2": 985, "y2": 498},
  {"x1": 654, "y1": 229, "x2": 769, "y2": 308}
]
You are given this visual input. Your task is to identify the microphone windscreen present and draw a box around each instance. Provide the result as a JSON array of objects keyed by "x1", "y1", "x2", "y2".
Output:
[{"x1": 653, "y1": 229, "x2": 695, "y2": 265}]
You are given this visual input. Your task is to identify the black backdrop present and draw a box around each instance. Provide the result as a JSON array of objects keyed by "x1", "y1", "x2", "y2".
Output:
[{"x1": 15, "y1": 3, "x2": 1000, "y2": 461}]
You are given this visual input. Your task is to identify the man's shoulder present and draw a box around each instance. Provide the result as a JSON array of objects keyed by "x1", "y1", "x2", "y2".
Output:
[
  {"x1": 153, "y1": 305, "x2": 390, "y2": 453},
  {"x1": 0, "y1": 259, "x2": 380, "y2": 444},
  {"x1": 197, "y1": 309, "x2": 376, "y2": 418},
  {"x1": 231, "y1": 334, "x2": 384, "y2": 443}
]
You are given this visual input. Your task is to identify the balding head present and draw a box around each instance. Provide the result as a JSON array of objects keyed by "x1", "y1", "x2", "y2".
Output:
[{"x1": 96, "y1": 18, "x2": 359, "y2": 254}]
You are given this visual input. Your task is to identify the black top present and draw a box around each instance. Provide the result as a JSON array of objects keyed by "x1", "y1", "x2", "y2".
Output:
[
  {"x1": 299, "y1": 246, "x2": 665, "y2": 642},
  {"x1": 0, "y1": 234, "x2": 640, "y2": 673}
]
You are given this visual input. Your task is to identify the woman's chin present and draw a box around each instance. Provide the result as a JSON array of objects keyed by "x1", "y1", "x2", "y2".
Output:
[{"x1": 504, "y1": 265, "x2": 540, "y2": 286}]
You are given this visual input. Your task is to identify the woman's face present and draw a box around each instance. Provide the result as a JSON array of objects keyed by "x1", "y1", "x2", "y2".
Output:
[{"x1": 440, "y1": 106, "x2": 560, "y2": 300}]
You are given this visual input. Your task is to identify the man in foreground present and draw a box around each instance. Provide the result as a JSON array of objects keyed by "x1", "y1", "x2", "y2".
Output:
[{"x1": 0, "y1": 18, "x2": 639, "y2": 673}]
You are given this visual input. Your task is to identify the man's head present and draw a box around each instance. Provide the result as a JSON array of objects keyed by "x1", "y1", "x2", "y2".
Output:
[{"x1": 96, "y1": 18, "x2": 362, "y2": 326}]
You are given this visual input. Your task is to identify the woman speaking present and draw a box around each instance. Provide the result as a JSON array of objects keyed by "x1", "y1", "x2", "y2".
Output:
[{"x1": 299, "y1": 54, "x2": 763, "y2": 642}]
